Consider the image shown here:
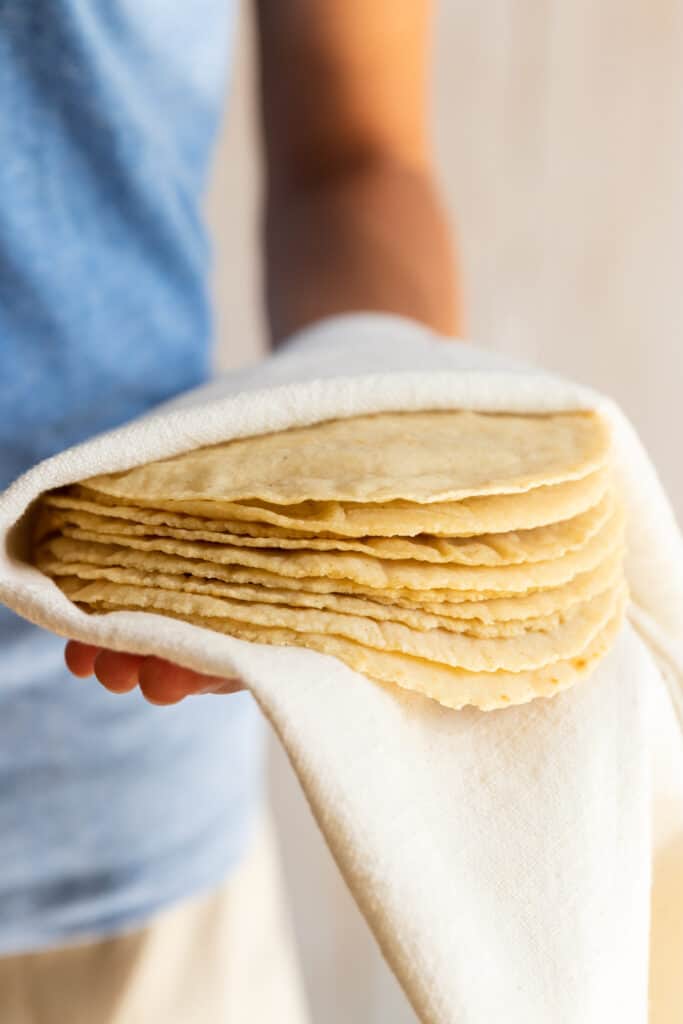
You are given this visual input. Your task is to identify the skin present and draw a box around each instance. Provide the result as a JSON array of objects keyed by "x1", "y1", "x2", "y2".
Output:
[{"x1": 65, "y1": 0, "x2": 461, "y2": 706}]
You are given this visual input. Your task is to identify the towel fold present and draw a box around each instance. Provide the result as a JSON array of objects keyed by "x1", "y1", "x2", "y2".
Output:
[{"x1": 1, "y1": 314, "x2": 682, "y2": 1023}]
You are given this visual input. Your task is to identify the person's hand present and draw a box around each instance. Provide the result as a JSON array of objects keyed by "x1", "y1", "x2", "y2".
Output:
[{"x1": 65, "y1": 641, "x2": 244, "y2": 705}]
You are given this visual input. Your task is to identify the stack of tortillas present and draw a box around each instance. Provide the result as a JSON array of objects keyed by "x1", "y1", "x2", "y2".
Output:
[{"x1": 33, "y1": 410, "x2": 627, "y2": 710}]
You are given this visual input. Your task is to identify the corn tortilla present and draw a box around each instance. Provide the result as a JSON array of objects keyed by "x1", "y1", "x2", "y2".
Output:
[
  {"x1": 53, "y1": 504, "x2": 623, "y2": 593},
  {"x1": 49, "y1": 565, "x2": 575, "y2": 636},
  {"x1": 60, "y1": 576, "x2": 621, "y2": 672},
  {"x1": 37, "y1": 536, "x2": 623, "y2": 615},
  {"x1": 38, "y1": 492, "x2": 613, "y2": 567},
  {"x1": 83, "y1": 410, "x2": 611, "y2": 506},
  {"x1": 72, "y1": 596, "x2": 627, "y2": 711},
  {"x1": 71, "y1": 467, "x2": 610, "y2": 539}
]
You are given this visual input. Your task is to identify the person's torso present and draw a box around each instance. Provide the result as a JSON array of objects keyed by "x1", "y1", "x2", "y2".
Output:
[
  {"x1": 0, "y1": 0, "x2": 239, "y2": 477},
  {"x1": 0, "y1": 0, "x2": 264, "y2": 954}
]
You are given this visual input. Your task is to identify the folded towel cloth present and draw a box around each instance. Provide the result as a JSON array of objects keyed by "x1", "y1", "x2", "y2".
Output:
[{"x1": 1, "y1": 314, "x2": 682, "y2": 1023}]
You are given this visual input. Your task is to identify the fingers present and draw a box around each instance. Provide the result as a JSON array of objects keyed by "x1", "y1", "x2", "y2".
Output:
[
  {"x1": 65, "y1": 641, "x2": 244, "y2": 705},
  {"x1": 138, "y1": 658, "x2": 244, "y2": 705},
  {"x1": 94, "y1": 650, "x2": 145, "y2": 694},
  {"x1": 65, "y1": 640, "x2": 101, "y2": 678},
  {"x1": 207, "y1": 680, "x2": 245, "y2": 695}
]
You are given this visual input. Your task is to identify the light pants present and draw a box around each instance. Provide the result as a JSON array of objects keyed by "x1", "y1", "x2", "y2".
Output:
[{"x1": 0, "y1": 817, "x2": 310, "y2": 1024}]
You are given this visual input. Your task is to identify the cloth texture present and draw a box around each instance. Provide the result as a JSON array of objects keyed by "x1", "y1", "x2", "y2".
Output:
[
  {"x1": 0, "y1": 2, "x2": 267, "y2": 955},
  {"x1": 0, "y1": 813, "x2": 310, "y2": 1024},
  {"x1": 1, "y1": 313, "x2": 682, "y2": 1023}
]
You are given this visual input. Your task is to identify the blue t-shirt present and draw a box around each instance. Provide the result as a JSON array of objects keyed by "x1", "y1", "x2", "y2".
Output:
[{"x1": 0, "y1": 2, "x2": 265, "y2": 954}]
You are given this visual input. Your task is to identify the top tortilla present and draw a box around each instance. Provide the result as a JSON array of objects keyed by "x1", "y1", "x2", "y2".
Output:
[{"x1": 82, "y1": 410, "x2": 610, "y2": 506}]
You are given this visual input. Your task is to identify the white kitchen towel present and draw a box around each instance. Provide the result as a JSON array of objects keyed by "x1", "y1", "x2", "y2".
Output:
[{"x1": 1, "y1": 314, "x2": 682, "y2": 1023}]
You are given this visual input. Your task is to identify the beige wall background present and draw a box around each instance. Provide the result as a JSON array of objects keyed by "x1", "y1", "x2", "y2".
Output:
[{"x1": 205, "y1": 4, "x2": 683, "y2": 1020}]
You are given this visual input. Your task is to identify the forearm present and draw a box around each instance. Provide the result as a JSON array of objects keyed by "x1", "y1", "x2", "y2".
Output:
[{"x1": 263, "y1": 158, "x2": 461, "y2": 346}]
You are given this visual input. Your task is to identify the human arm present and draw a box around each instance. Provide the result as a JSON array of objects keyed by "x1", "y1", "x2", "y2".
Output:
[{"x1": 258, "y1": 0, "x2": 460, "y2": 343}]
